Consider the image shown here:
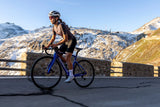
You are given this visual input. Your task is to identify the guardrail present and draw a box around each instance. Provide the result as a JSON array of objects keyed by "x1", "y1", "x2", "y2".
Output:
[
  {"x1": 0, "y1": 57, "x2": 159, "y2": 77},
  {"x1": 0, "y1": 59, "x2": 27, "y2": 75}
]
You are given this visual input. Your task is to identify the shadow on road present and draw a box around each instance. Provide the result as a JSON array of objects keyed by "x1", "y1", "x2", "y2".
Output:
[
  {"x1": 0, "y1": 78, "x2": 155, "y2": 107},
  {"x1": 87, "y1": 84, "x2": 151, "y2": 89},
  {"x1": 0, "y1": 88, "x2": 88, "y2": 107}
]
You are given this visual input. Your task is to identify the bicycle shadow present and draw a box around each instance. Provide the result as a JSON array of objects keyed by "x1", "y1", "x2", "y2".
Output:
[
  {"x1": 0, "y1": 88, "x2": 88, "y2": 107},
  {"x1": 0, "y1": 88, "x2": 54, "y2": 97}
]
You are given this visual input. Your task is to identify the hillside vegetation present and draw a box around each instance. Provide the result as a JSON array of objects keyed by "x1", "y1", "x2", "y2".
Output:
[
  {"x1": 114, "y1": 28, "x2": 160, "y2": 66},
  {"x1": 150, "y1": 28, "x2": 160, "y2": 36}
]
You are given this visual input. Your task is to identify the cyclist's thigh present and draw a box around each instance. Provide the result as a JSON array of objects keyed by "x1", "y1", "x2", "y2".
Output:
[
  {"x1": 67, "y1": 37, "x2": 77, "y2": 53},
  {"x1": 59, "y1": 43, "x2": 67, "y2": 53}
]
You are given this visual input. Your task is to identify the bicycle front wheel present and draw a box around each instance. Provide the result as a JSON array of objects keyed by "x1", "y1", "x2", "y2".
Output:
[
  {"x1": 74, "y1": 60, "x2": 95, "y2": 88},
  {"x1": 31, "y1": 56, "x2": 62, "y2": 89}
]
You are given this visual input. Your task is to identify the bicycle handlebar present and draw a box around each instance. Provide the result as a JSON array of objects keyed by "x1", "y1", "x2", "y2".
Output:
[
  {"x1": 42, "y1": 45, "x2": 58, "y2": 55},
  {"x1": 42, "y1": 45, "x2": 82, "y2": 57}
]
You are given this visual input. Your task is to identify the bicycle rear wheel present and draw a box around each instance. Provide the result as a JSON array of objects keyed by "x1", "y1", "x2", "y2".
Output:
[
  {"x1": 74, "y1": 60, "x2": 95, "y2": 88},
  {"x1": 31, "y1": 56, "x2": 62, "y2": 89}
]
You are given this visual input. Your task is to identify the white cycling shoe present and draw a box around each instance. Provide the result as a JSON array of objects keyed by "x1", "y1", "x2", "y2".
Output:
[{"x1": 64, "y1": 76, "x2": 74, "y2": 83}]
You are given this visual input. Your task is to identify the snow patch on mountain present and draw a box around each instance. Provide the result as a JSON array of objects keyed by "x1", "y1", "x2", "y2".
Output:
[
  {"x1": 133, "y1": 17, "x2": 160, "y2": 34},
  {"x1": 0, "y1": 26, "x2": 137, "y2": 62},
  {"x1": 0, "y1": 22, "x2": 28, "y2": 39}
]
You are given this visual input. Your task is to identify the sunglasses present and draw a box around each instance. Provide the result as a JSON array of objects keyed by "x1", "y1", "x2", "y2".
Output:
[{"x1": 49, "y1": 16, "x2": 55, "y2": 20}]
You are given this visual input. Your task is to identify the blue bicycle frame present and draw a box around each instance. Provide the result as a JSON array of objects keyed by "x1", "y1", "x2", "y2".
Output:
[{"x1": 47, "y1": 52, "x2": 87, "y2": 77}]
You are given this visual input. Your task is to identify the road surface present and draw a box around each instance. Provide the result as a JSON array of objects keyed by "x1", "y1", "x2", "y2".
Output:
[{"x1": 0, "y1": 77, "x2": 160, "y2": 107}]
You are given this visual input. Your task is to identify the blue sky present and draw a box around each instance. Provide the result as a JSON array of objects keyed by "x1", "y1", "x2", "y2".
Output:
[{"x1": 0, "y1": 0, "x2": 160, "y2": 32}]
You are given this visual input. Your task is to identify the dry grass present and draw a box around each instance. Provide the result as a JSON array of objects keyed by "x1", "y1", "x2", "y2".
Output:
[{"x1": 115, "y1": 35, "x2": 160, "y2": 66}]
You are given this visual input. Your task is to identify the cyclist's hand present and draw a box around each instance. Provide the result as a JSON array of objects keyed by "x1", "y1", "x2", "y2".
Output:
[{"x1": 42, "y1": 45, "x2": 48, "y2": 50}]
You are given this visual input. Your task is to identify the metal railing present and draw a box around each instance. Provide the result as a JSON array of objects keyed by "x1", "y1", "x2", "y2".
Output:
[
  {"x1": 0, "y1": 58, "x2": 159, "y2": 77},
  {"x1": 0, "y1": 59, "x2": 27, "y2": 76}
]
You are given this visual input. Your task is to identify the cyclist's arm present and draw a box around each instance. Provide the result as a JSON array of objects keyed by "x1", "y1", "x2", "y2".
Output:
[
  {"x1": 46, "y1": 28, "x2": 56, "y2": 48},
  {"x1": 47, "y1": 34, "x2": 56, "y2": 47},
  {"x1": 55, "y1": 34, "x2": 68, "y2": 46},
  {"x1": 54, "y1": 23, "x2": 68, "y2": 46}
]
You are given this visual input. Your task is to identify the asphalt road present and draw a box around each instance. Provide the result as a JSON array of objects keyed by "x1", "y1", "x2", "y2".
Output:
[{"x1": 0, "y1": 77, "x2": 160, "y2": 107}]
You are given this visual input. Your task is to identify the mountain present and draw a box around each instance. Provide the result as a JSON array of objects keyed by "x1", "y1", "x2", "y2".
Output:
[
  {"x1": 0, "y1": 26, "x2": 137, "y2": 62},
  {"x1": 132, "y1": 17, "x2": 160, "y2": 34},
  {"x1": 0, "y1": 22, "x2": 28, "y2": 39},
  {"x1": 1, "y1": 17, "x2": 160, "y2": 67},
  {"x1": 114, "y1": 28, "x2": 160, "y2": 66}
]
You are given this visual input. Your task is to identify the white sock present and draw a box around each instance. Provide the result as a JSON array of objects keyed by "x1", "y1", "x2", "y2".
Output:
[{"x1": 69, "y1": 70, "x2": 73, "y2": 76}]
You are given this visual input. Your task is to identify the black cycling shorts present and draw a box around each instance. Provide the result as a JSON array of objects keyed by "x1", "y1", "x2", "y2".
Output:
[{"x1": 60, "y1": 36, "x2": 77, "y2": 53}]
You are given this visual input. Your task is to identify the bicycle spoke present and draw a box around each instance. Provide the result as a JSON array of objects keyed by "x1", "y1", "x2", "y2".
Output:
[
  {"x1": 74, "y1": 60, "x2": 95, "y2": 87},
  {"x1": 31, "y1": 56, "x2": 62, "y2": 89}
]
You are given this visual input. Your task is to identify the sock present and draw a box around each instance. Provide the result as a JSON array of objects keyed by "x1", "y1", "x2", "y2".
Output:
[{"x1": 69, "y1": 70, "x2": 73, "y2": 76}]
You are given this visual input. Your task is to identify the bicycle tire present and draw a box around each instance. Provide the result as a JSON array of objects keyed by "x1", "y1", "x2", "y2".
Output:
[
  {"x1": 73, "y1": 60, "x2": 95, "y2": 88},
  {"x1": 31, "y1": 56, "x2": 62, "y2": 89}
]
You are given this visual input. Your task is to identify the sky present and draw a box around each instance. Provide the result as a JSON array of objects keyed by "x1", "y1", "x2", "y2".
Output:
[{"x1": 0, "y1": 0, "x2": 160, "y2": 32}]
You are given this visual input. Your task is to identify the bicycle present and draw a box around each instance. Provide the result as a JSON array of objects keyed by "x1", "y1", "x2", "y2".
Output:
[{"x1": 31, "y1": 45, "x2": 95, "y2": 89}]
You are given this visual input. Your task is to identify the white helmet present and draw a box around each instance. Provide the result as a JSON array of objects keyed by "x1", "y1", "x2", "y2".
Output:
[{"x1": 48, "y1": 11, "x2": 60, "y2": 17}]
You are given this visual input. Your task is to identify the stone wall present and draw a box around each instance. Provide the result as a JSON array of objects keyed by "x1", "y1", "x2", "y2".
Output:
[
  {"x1": 25, "y1": 52, "x2": 155, "y2": 77},
  {"x1": 123, "y1": 62, "x2": 154, "y2": 77},
  {"x1": 26, "y1": 52, "x2": 111, "y2": 76},
  {"x1": 158, "y1": 67, "x2": 160, "y2": 77}
]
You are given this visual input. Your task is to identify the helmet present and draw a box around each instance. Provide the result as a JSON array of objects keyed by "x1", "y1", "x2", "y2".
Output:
[{"x1": 48, "y1": 11, "x2": 60, "y2": 17}]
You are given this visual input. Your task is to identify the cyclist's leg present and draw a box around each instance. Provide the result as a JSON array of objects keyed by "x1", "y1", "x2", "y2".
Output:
[
  {"x1": 64, "y1": 52, "x2": 74, "y2": 83},
  {"x1": 66, "y1": 37, "x2": 77, "y2": 71},
  {"x1": 64, "y1": 37, "x2": 77, "y2": 83},
  {"x1": 59, "y1": 43, "x2": 67, "y2": 63},
  {"x1": 59, "y1": 54, "x2": 66, "y2": 63},
  {"x1": 66, "y1": 52, "x2": 73, "y2": 70}
]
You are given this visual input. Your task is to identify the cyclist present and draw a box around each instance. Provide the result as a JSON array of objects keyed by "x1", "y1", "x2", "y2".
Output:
[{"x1": 45, "y1": 11, "x2": 77, "y2": 83}]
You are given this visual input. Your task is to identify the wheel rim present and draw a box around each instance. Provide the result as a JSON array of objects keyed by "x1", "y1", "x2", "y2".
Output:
[
  {"x1": 31, "y1": 56, "x2": 61, "y2": 89},
  {"x1": 74, "y1": 60, "x2": 95, "y2": 87}
]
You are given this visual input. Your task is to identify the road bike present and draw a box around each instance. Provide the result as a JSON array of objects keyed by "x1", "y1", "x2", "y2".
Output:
[{"x1": 31, "y1": 46, "x2": 95, "y2": 89}]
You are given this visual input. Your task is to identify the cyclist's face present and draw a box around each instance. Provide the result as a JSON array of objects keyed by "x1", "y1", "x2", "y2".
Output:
[{"x1": 49, "y1": 16, "x2": 58, "y2": 24}]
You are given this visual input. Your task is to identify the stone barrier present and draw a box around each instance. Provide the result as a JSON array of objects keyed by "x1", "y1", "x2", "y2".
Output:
[
  {"x1": 25, "y1": 52, "x2": 155, "y2": 77},
  {"x1": 158, "y1": 67, "x2": 160, "y2": 77},
  {"x1": 26, "y1": 52, "x2": 111, "y2": 76},
  {"x1": 123, "y1": 62, "x2": 154, "y2": 77}
]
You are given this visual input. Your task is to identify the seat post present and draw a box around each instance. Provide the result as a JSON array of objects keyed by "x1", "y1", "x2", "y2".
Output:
[
  {"x1": 76, "y1": 50, "x2": 80, "y2": 57},
  {"x1": 75, "y1": 47, "x2": 83, "y2": 58}
]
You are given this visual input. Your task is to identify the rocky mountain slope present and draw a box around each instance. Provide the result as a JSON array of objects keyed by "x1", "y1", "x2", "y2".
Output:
[
  {"x1": 133, "y1": 17, "x2": 160, "y2": 34},
  {"x1": 0, "y1": 22, "x2": 28, "y2": 39},
  {"x1": 0, "y1": 22, "x2": 28, "y2": 45},
  {"x1": 0, "y1": 26, "x2": 137, "y2": 61},
  {"x1": 114, "y1": 28, "x2": 160, "y2": 66}
]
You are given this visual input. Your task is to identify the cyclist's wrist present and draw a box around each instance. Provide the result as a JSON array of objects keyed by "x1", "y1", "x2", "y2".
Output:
[{"x1": 46, "y1": 45, "x2": 50, "y2": 48}]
